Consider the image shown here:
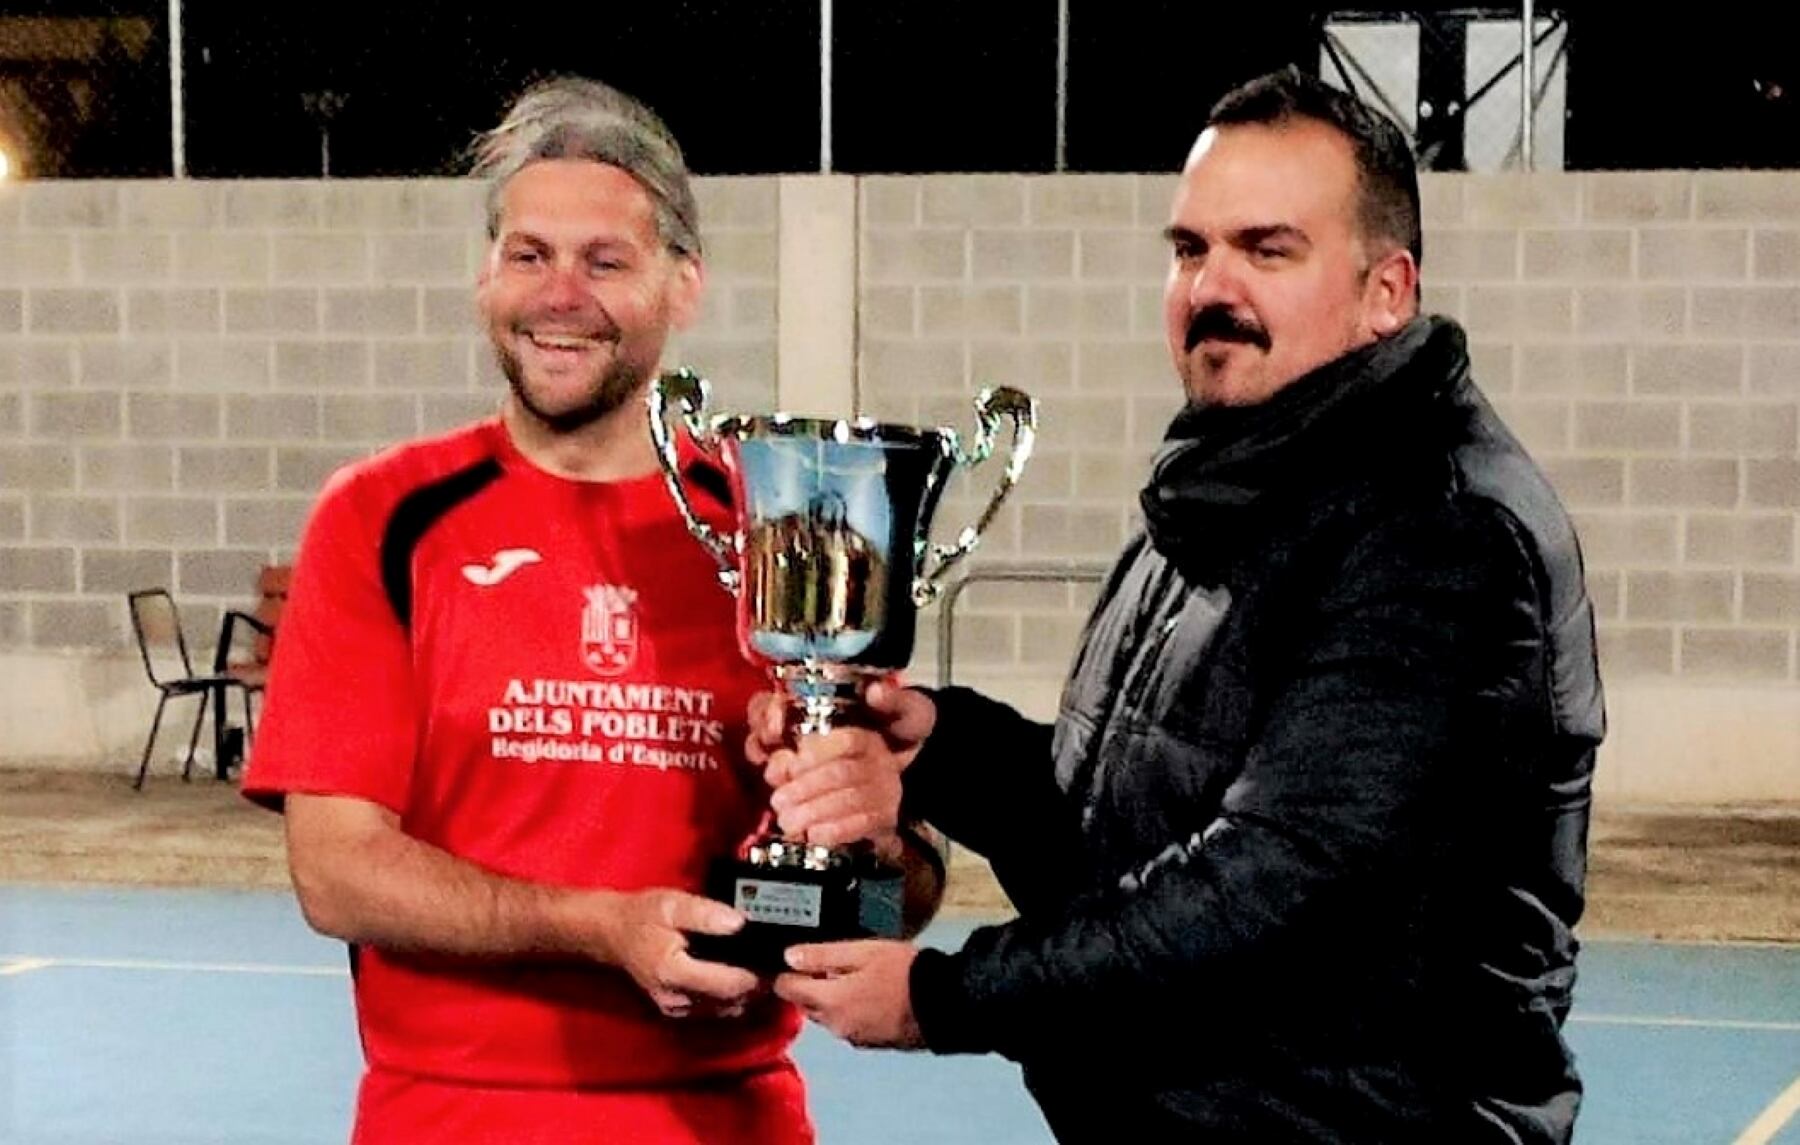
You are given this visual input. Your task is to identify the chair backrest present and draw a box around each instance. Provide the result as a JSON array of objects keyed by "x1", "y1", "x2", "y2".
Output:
[
  {"x1": 252, "y1": 564, "x2": 291, "y2": 664},
  {"x1": 127, "y1": 589, "x2": 196, "y2": 687}
]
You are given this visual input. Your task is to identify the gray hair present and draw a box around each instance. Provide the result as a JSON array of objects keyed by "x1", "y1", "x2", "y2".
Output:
[{"x1": 471, "y1": 76, "x2": 702, "y2": 258}]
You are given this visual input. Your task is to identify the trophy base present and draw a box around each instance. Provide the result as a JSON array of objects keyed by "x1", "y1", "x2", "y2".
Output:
[
  {"x1": 688, "y1": 847, "x2": 906, "y2": 975},
  {"x1": 687, "y1": 667, "x2": 906, "y2": 973}
]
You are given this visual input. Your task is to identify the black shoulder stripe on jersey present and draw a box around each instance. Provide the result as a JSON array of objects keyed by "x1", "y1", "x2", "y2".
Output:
[
  {"x1": 686, "y1": 455, "x2": 734, "y2": 509},
  {"x1": 377, "y1": 452, "x2": 730, "y2": 629},
  {"x1": 379, "y1": 456, "x2": 503, "y2": 628}
]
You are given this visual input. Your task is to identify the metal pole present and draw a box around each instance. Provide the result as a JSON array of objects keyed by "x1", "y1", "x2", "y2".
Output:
[
  {"x1": 168, "y1": 0, "x2": 186, "y2": 177},
  {"x1": 820, "y1": 0, "x2": 833, "y2": 173},
  {"x1": 1055, "y1": 0, "x2": 1069, "y2": 172},
  {"x1": 1519, "y1": 0, "x2": 1535, "y2": 171}
]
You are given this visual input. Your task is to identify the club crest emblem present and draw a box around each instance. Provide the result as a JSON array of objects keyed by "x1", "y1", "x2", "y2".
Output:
[{"x1": 581, "y1": 585, "x2": 639, "y2": 676}]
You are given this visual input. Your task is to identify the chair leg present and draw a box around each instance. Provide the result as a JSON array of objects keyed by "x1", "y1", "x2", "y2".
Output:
[
  {"x1": 221, "y1": 687, "x2": 261, "y2": 777},
  {"x1": 133, "y1": 694, "x2": 170, "y2": 791},
  {"x1": 180, "y1": 694, "x2": 208, "y2": 782}
]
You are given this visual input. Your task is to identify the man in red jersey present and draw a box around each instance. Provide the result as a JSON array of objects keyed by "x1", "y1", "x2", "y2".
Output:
[{"x1": 242, "y1": 75, "x2": 942, "y2": 1145}]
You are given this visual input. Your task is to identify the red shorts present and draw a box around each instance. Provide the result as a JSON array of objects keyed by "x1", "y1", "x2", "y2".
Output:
[{"x1": 351, "y1": 1061, "x2": 814, "y2": 1144}]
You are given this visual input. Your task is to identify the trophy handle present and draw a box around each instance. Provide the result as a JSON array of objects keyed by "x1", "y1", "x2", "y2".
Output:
[
  {"x1": 648, "y1": 368, "x2": 741, "y2": 594},
  {"x1": 913, "y1": 385, "x2": 1037, "y2": 606}
]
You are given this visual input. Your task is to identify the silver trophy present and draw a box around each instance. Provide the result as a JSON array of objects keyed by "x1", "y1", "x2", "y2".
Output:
[{"x1": 648, "y1": 367, "x2": 1036, "y2": 969}]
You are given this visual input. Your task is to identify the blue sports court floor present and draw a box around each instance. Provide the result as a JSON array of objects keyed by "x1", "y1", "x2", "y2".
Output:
[{"x1": 1, "y1": 884, "x2": 1796, "y2": 1144}]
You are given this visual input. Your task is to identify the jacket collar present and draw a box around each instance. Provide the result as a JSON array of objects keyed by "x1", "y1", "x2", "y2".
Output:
[{"x1": 1138, "y1": 314, "x2": 1471, "y2": 583}]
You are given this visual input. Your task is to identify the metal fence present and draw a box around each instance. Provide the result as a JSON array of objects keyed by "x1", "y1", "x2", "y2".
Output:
[
  {"x1": 935, "y1": 561, "x2": 1112, "y2": 689},
  {"x1": 0, "y1": 5, "x2": 1789, "y2": 181}
]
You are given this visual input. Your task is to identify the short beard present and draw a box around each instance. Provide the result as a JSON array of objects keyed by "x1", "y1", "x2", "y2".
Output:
[{"x1": 494, "y1": 342, "x2": 646, "y2": 434}]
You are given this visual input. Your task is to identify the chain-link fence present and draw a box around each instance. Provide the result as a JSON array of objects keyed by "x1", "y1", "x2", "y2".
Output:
[{"x1": 0, "y1": 4, "x2": 1793, "y2": 180}]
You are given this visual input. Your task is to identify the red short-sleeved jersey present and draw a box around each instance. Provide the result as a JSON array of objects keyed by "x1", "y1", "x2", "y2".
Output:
[{"x1": 243, "y1": 416, "x2": 807, "y2": 1142}]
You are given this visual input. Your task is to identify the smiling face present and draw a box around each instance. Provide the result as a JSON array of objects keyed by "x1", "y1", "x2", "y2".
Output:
[
  {"x1": 476, "y1": 158, "x2": 701, "y2": 434},
  {"x1": 1161, "y1": 117, "x2": 1417, "y2": 408}
]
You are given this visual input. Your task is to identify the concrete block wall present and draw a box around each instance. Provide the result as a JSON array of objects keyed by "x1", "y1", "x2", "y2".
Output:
[
  {"x1": 3, "y1": 169, "x2": 1798, "y2": 802},
  {"x1": 0, "y1": 176, "x2": 778, "y2": 762},
  {"x1": 857, "y1": 174, "x2": 1182, "y2": 690},
  {"x1": 856, "y1": 171, "x2": 1800, "y2": 804}
]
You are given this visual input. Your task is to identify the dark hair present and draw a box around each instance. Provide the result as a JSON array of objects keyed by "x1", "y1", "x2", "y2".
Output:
[{"x1": 1208, "y1": 65, "x2": 1422, "y2": 268}]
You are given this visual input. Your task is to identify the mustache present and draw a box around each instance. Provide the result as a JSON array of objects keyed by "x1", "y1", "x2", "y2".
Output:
[{"x1": 1185, "y1": 306, "x2": 1271, "y2": 352}]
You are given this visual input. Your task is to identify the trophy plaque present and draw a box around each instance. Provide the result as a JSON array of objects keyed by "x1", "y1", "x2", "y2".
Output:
[{"x1": 647, "y1": 368, "x2": 1036, "y2": 972}]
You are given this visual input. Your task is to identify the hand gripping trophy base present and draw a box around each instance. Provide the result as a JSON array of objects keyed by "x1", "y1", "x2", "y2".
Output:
[{"x1": 686, "y1": 664, "x2": 907, "y2": 975}]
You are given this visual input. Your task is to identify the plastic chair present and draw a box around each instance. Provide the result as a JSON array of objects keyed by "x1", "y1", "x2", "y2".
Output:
[{"x1": 126, "y1": 588, "x2": 261, "y2": 790}]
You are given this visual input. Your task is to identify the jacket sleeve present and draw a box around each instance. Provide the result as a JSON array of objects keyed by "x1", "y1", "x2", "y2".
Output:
[
  {"x1": 902, "y1": 686, "x2": 1089, "y2": 917},
  {"x1": 909, "y1": 499, "x2": 1550, "y2": 1059}
]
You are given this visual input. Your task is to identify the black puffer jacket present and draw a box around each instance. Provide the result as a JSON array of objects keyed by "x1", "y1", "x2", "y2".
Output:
[{"x1": 905, "y1": 315, "x2": 1604, "y2": 1143}]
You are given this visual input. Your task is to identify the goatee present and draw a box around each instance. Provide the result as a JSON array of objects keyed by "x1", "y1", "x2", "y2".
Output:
[{"x1": 494, "y1": 343, "x2": 646, "y2": 434}]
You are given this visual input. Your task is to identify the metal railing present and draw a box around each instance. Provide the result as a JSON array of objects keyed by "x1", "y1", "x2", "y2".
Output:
[{"x1": 934, "y1": 560, "x2": 1112, "y2": 687}]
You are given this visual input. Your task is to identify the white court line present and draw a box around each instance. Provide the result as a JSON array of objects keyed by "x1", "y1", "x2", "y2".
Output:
[
  {"x1": 12, "y1": 965, "x2": 1789, "y2": 1030},
  {"x1": 0, "y1": 956, "x2": 345, "y2": 977},
  {"x1": 1734, "y1": 1072, "x2": 1800, "y2": 1145},
  {"x1": 1572, "y1": 1014, "x2": 1800, "y2": 1034},
  {"x1": 1586, "y1": 936, "x2": 1800, "y2": 951},
  {"x1": 3, "y1": 958, "x2": 1797, "y2": 1028},
  {"x1": 2, "y1": 957, "x2": 1797, "y2": 1028}
]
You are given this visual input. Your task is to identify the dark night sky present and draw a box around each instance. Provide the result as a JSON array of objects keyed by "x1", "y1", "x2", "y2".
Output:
[{"x1": 4, "y1": 1, "x2": 1796, "y2": 178}]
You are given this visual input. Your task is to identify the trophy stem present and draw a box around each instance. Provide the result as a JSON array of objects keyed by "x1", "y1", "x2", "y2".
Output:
[
  {"x1": 721, "y1": 662, "x2": 888, "y2": 873},
  {"x1": 773, "y1": 662, "x2": 884, "y2": 738}
]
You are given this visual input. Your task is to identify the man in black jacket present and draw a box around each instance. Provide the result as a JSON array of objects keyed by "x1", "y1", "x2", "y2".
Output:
[{"x1": 757, "y1": 66, "x2": 1604, "y2": 1144}]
